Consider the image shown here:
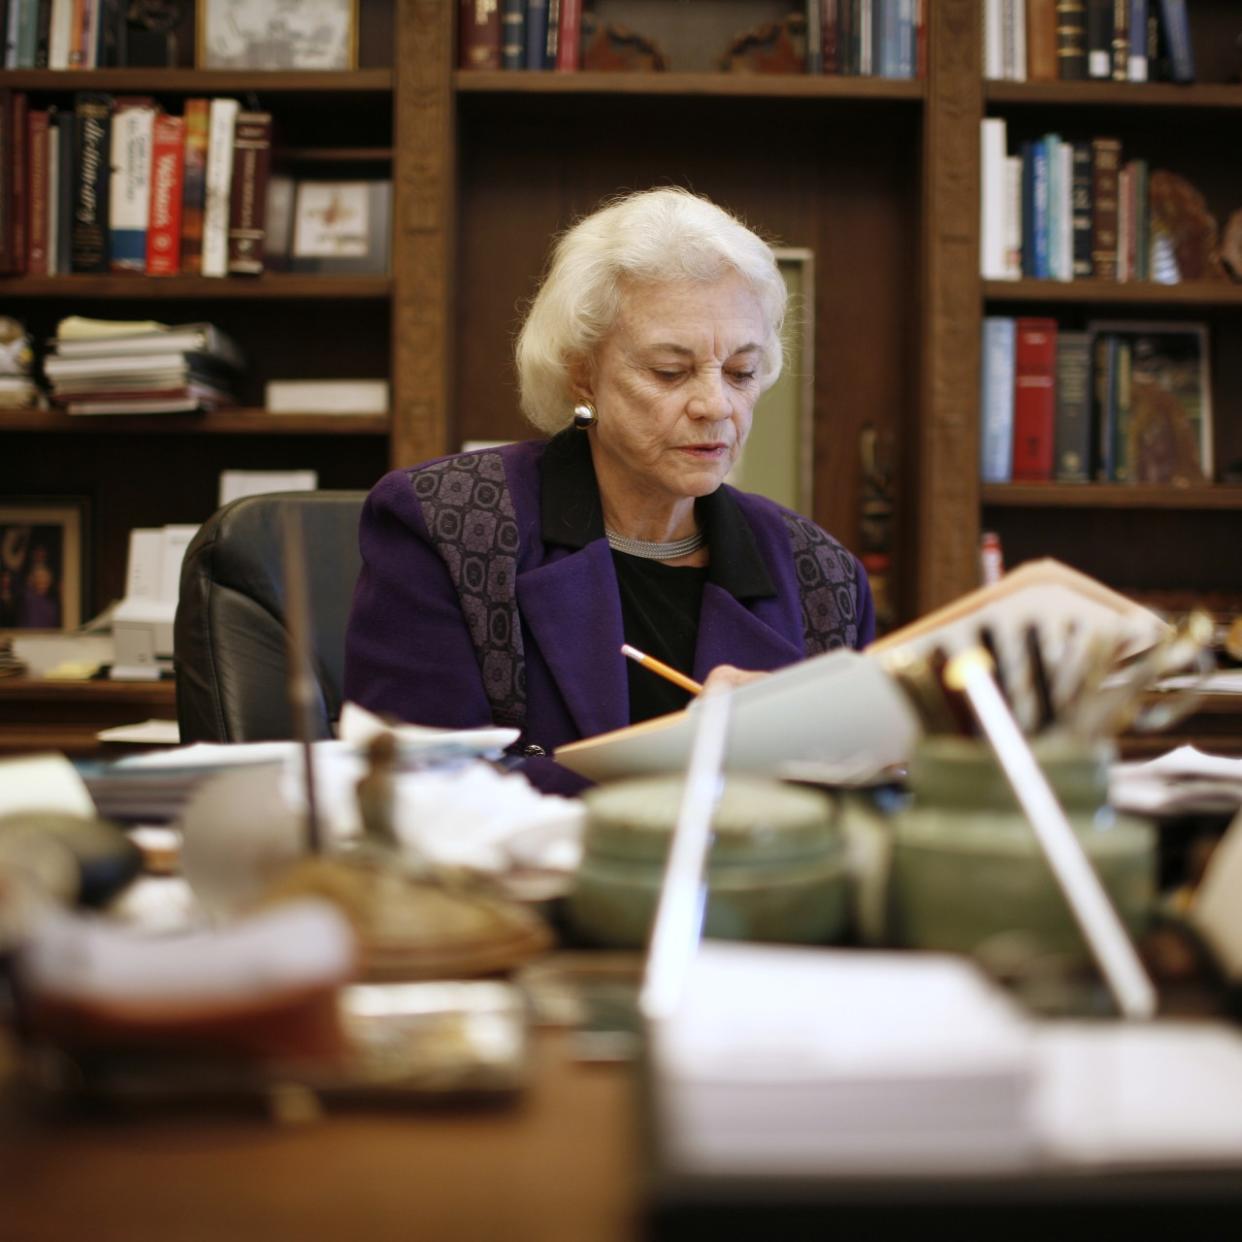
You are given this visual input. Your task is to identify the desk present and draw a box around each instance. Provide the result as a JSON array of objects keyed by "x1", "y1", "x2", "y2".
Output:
[
  {"x1": 0, "y1": 678, "x2": 176, "y2": 757},
  {"x1": 0, "y1": 1031, "x2": 637, "y2": 1242}
]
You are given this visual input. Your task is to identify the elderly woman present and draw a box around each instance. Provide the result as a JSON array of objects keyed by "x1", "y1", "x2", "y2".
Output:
[{"x1": 345, "y1": 188, "x2": 874, "y2": 786}]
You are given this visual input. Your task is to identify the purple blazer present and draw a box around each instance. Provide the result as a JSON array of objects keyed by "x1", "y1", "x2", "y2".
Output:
[{"x1": 345, "y1": 433, "x2": 874, "y2": 779}]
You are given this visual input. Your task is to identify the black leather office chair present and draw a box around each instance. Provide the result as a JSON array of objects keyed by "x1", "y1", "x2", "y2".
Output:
[{"x1": 174, "y1": 491, "x2": 367, "y2": 743}]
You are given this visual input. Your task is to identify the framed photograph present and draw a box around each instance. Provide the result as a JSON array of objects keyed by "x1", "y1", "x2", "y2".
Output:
[
  {"x1": 0, "y1": 498, "x2": 89, "y2": 633},
  {"x1": 727, "y1": 248, "x2": 815, "y2": 517},
  {"x1": 288, "y1": 179, "x2": 392, "y2": 275},
  {"x1": 197, "y1": 0, "x2": 359, "y2": 71},
  {"x1": 1086, "y1": 321, "x2": 1212, "y2": 485}
]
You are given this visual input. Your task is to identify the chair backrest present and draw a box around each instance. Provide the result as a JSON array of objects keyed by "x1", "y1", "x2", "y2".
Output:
[{"x1": 174, "y1": 491, "x2": 367, "y2": 743}]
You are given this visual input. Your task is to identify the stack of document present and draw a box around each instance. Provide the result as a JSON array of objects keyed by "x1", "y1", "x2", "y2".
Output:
[{"x1": 650, "y1": 944, "x2": 1036, "y2": 1176}]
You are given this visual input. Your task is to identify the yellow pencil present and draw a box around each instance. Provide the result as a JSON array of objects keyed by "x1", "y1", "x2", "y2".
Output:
[{"x1": 620, "y1": 643, "x2": 704, "y2": 696}]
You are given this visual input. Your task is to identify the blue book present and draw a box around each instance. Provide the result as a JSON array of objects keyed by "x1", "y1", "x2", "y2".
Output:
[
  {"x1": 980, "y1": 317, "x2": 1017, "y2": 484},
  {"x1": 501, "y1": 0, "x2": 525, "y2": 69},
  {"x1": 1031, "y1": 138, "x2": 1051, "y2": 280},
  {"x1": 1128, "y1": 0, "x2": 1148, "y2": 80},
  {"x1": 1156, "y1": 0, "x2": 1194, "y2": 82}
]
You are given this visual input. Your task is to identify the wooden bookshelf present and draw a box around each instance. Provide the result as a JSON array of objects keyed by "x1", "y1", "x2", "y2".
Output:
[
  {"x1": 984, "y1": 280, "x2": 1242, "y2": 307},
  {"x1": 454, "y1": 70, "x2": 925, "y2": 100},
  {"x1": 2, "y1": 275, "x2": 392, "y2": 299},
  {"x1": 982, "y1": 485, "x2": 1242, "y2": 511},
  {"x1": 0, "y1": 409, "x2": 390, "y2": 435}
]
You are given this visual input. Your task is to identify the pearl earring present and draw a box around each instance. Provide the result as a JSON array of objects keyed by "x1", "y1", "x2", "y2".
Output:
[{"x1": 572, "y1": 401, "x2": 597, "y2": 429}]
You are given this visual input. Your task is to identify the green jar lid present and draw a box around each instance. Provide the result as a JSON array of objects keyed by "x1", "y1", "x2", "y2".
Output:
[{"x1": 581, "y1": 776, "x2": 839, "y2": 865}]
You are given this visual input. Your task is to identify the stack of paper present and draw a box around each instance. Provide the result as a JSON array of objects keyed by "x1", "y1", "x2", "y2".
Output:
[{"x1": 650, "y1": 944, "x2": 1036, "y2": 1176}]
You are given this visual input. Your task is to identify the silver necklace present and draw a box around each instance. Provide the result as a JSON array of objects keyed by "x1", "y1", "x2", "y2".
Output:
[{"x1": 605, "y1": 526, "x2": 706, "y2": 560}]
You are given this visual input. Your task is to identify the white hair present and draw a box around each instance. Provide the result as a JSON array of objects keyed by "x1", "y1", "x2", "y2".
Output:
[{"x1": 515, "y1": 187, "x2": 787, "y2": 434}]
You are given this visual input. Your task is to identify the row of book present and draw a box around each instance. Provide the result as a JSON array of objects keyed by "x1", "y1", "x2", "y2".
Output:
[
  {"x1": 42, "y1": 317, "x2": 242, "y2": 415},
  {"x1": 981, "y1": 315, "x2": 1211, "y2": 486},
  {"x1": 985, "y1": 0, "x2": 1195, "y2": 84},
  {"x1": 980, "y1": 120, "x2": 1194, "y2": 283},
  {"x1": 0, "y1": 91, "x2": 272, "y2": 278},
  {"x1": 1, "y1": 0, "x2": 131, "y2": 70},
  {"x1": 460, "y1": 1, "x2": 925, "y2": 78}
]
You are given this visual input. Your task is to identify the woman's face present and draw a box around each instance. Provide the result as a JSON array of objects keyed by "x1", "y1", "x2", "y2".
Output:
[{"x1": 581, "y1": 273, "x2": 767, "y2": 515}]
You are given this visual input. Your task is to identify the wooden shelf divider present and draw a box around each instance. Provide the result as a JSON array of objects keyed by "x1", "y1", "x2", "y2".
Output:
[
  {"x1": 1, "y1": 409, "x2": 390, "y2": 435},
  {"x1": 982, "y1": 484, "x2": 1242, "y2": 510}
]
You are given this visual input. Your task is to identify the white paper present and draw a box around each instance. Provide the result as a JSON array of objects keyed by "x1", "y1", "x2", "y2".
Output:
[
  {"x1": 218, "y1": 469, "x2": 319, "y2": 508},
  {"x1": 96, "y1": 718, "x2": 182, "y2": 745},
  {"x1": 0, "y1": 753, "x2": 97, "y2": 819}
]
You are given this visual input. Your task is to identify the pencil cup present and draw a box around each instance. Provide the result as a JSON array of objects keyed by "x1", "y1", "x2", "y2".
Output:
[{"x1": 568, "y1": 776, "x2": 849, "y2": 949}]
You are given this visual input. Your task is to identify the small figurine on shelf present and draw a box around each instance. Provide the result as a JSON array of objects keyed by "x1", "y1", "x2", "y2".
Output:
[{"x1": 0, "y1": 318, "x2": 42, "y2": 412}]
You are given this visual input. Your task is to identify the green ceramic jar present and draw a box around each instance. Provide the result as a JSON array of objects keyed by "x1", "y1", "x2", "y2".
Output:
[
  {"x1": 884, "y1": 737, "x2": 1155, "y2": 961},
  {"x1": 569, "y1": 777, "x2": 848, "y2": 949}
]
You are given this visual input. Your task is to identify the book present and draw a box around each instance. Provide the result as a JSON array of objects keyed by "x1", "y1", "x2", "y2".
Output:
[
  {"x1": 16, "y1": 0, "x2": 37, "y2": 66},
  {"x1": 1026, "y1": 0, "x2": 1058, "y2": 80},
  {"x1": 822, "y1": 0, "x2": 841, "y2": 73},
  {"x1": 980, "y1": 316, "x2": 1016, "y2": 484},
  {"x1": 554, "y1": 647, "x2": 918, "y2": 783},
  {"x1": 806, "y1": 0, "x2": 822, "y2": 74},
  {"x1": 26, "y1": 106, "x2": 49, "y2": 274},
  {"x1": 94, "y1": 0, "x2": 124, "y2": 67},
  {"x1": 70, "y1": 91, "x2": 111, "y2": 273},
  {"x1": 1055, "y1": 0, "x2": 1087, "y2": 79},
  {"x1": 1090, "y1": 136, "x2": 1121, "y2": 281},
  {"x1": 500, "y1": 0, "x2": 524, "y2": 68},
  {"x1": 1029, "y1": 137, "x2": 1050, "y2": 279},
  {"x1": 179, "y1": 98, "x2": 209, "y2": 274},
  {"x1": 108, "y1": 97, "x2": 156, "y2": 274},
  {"x1": 145, "y1": 112, "x2": 184, "y2": 276},
  {"x1": 44, "y1": 351, "x2": 235, "y2": 379},
  {"x1": 1085, "y1": 0, "x2": 1112, "y2": 77},
  {"x1": 1156, "y1": 0, "x2": 1193, "y2": 82},
  {"x1": 1070, "y1": 141, "x2": 1093, "y2": 278},
  {"x1": 45, "y1": 103, "x2": 58, "y2": 274},
  {"x1": 201, "y1": 97, "x2": 238, "y2": 278},
  {"x1": 1093, "y1": 331, "x2": 1120, "y2": 479},
  {"x1": 1012, "y1": 317, "x2": 1057, "y2": 480},
  {"x1": 979, "y1": 118, "x2": 1010, "y2": 280},
  {"x1": 53, "y1": 320, "x2": 244, "y2": 370},
  {"x1": 53, "y1": 105, "x2": 74, "y2": 274},
  {"x1": 0, "y1": 91, "x2": 11, "y2": 274},
  {"x1": 64, "y1": 383, "x2": 231, "y2": 415},
  {"x1": 524, "y1": 0, "x2": 548, "y2": 69},
  {"x1": 1127, "y1": 0, "x2": 1147, "y2": 79},
  {"x1": 9, "y1": 90, "x2": 28, "y2": 275},
  {"x1": 555, "y1": 0, "x2": 580, "y2": 71},
  {"x1": 1004, "y1": 154, "x2": 1023, "y2": 279},
  {"x1": 226, "y1": 110, "x2": 272, "y2": 275},
  {"x1": 1053, "y1": 330, "x2": 1092, "y2": 481},
  {"x1": 1110, "y1": 0, "x2": 1129, "y2": 80},
  {"x1": 264, "y1": 379, "x2": 389, "y2": 415},
  {"x1": 459, "y1": 0, "x2": 501, "y2": 69}
]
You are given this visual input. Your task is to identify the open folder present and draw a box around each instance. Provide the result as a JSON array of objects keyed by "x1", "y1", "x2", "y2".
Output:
[{"x1": 554, "y1": 647, "x2": 919, "y2": 783}]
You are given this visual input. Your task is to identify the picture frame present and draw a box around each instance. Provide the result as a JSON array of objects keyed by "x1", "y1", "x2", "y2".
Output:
[
  {"x1": 197, "y1": 0, "x2": 359, "y2": 71},
  {"x1": 727, "y1": 247, "x2": 815, "y2": 517},
  {"x1": 1086, "y1": 320, "x2": 1213, "y2": 485},
  {"x1": 0, "y1": 498, "x2": 89, "y2": 634},
  {"x1": 288, "y1": 179, "x2": 392, "y2": 275}
]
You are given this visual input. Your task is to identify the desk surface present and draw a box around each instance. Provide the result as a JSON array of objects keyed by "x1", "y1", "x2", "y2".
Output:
[{"x1": 0, "y1": 1030, "x2": 637, "y2": 1242}]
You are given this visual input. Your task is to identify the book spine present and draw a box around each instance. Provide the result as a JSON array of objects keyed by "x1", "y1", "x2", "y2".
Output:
[
  {"x1": 524, "y1": 0, "x2": 548, "y2": 69},
  {"x1": 1012, "y1": 317, "x2": 1058, "y2": 481},
  {"x1": 896, "y1": 0, "x2": 916, "y2": 78},
  {"x1": 1044, "y1": 133, "x2": 1062, "y2": 279},
  {"x1": 1027, "y1": 0, "x2": 1059, "y2": 80},
  {"x1": 1085, "y1": 0, "x2": 1111, "y2": 77},
  {"x1": 979, "y1": 117, "x2": 1009, "y2": 280},
  {"x1": 1004, "y1": 154, "x2": 1023, "y2": 279},
  {"x1": 459, "y1": 0, "x2": 501, "y2": 70},
  {"x1": 1094, "y1": 332, "x2": 1117, "y2": 480},
  {"x1": 1116, "y1": 162, "x2": 1131, "y2": 282},
  {"x1": 0, "y1": 92, "x2": 11, "y2": 274},
  {"x1": 1031, "y1": 138, "x2": 1050, "y2": 279},
  {"x1": 1070, "y1": 140, "x2": 1093, "y2": 278},
  {"x1": 34, "y1": 0, "x2": 52, "y2": 67},
  {"x1": 3, "y1": 0, "x2": 18, "y2": 67},
  {"x1": 95, "y1": 0, "x2": 123, "y2": 67},
  {"x1": 70, "y1": 91, "x2": 110, "y2": 272},
  {"x1": 179, "y1": 97, "x2": 209, "y2": 274},
  {"x1": 9, "y1": 90, "x2": 27, "y2": 275},
  {"x1": 45, "y1": 107, "x2": 58, "y2": 274},
  {"x1": 1156, "y1": 0, "x2": 1193, "y2": 83},
  {"x1": 500, "y1": 0, "x2": 524, "y2": 69},
  {"x1": 54, "y1": 107, "x2": 74, "y2": 273},
  {"x1": 226, "y1": 110, "x2": 271, "y2": 276},
  {"x1": 145, "y1": 112, "x2": 183, "y2": 275},
  {"x1": 200, "y1": 96, "x2": 238, "y2": 278},
  {"x1": 108, "y1": 101, "x2": 154, "y2": 273},
  {"x1": 1053, "y1": 330, "x2": 1092, "y2": 481},
  {"x1": 17, "y1": 0, "x2": 39, "y2": 66},
  {"x1": 1127, "y1": 0, "x2": 1147, "y2": 79},
  {"x1": 544, "y1": 0, "x2": 560, "y2": 67},
  {"x1": 555, "y1": 0, "x2": 580, "y2": 71},
  {"x1": 1020, "y1": 140, "x2": 1035, "y2": 275},
  {"x1": 859, "y1": 0, "x2": 873, "y2": 75},
  {"x1": 822, "y1": 0, "x2": 840, "y2": 74},
  {"x1": 840, "y1": 0, "x2": 856, "y2": 74},
  {"x1": 47, "y1": 0, "x2": 71, "y2": 68},
  {"x1": 1058, "y1": 138, "x2": 1074, "y2": 279},
  {"x1": 67, "y1": 0, "x2": 85, "y2": 65},
  {"x1": 1111, "y1": 337, "x2": 1133, "y2": 481},
  {"x1": 27, "y1": 106, "x2": 49, "y2": 274},
  {"x1": 1090, "y1": 136, "x2": 1121, "y2": 281},
  {"x1": 1110, "y1": 0, "x2": 1129, "y2": 80},
  {"x1": 980, "y1": 316, "x2": 1016, "y2": 483},
  {"x1": 1058, "y1": 0, "x2": 1087, "y2": 80},
  {"x1": 1132, "y1": 157, "x2": 1148, "y2": 281},
  {"x1": 806, "y1": 0, "x2": 823, "y2": 75}
]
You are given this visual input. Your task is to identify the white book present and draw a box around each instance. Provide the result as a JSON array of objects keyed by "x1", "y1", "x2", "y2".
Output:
[
  {"x1": 1010, "y1": 0, "x2": 1027, "y2": 81},
  {"x1": 979, "y1": 118, "x2": 1010, "y2": 280},
  {"x1": 1003, "y1": 154, "x2": 1023, "y2": 279},
  {"x1": 984, "y1": 0, "x2": 1003, "y2": 79},
  {"x1": 201, "y1": 98, "x2": 239, "y2": 278},
  {"x1": 264, "y1": 379, "x2": 390, "y2": 414},
  {"x1": 47, "y1": 0, "x2": 73, "y2": 70},
  {"x1": 109, "y1": 103, "x2": 156, "y2": 273},
  {"x1": 218, "y1": 469, "x2": 319, "y2": 508},
  {"x1": 55, "y1": 322, "x2": 244, "y2": 370},
  {"x1": 45, "y1": 353, "x2": 210, "y2": 378}
]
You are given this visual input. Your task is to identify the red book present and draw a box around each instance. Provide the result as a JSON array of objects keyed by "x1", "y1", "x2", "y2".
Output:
[
  {"x1": 1012, "y1": 318, "x2": 1058, "y2": 481},
  {"x1": 10, "y1": 92, "x2": 29, "y2": 277},
  {"x1": 459, "y1": 0, "x2": 501, "y2": 69},
  {"x1": 146, "y1": 113, "x2": 185, "y2": 276},
  {"x1": 27, "y1": 109, "x2": 50, "y2": 275},
  {"x1": 180, "y1": 98, "x2": 210, "y2": 274},
  {"x1": 555, "y1": 0, "x2": 581, "y2": 70}
]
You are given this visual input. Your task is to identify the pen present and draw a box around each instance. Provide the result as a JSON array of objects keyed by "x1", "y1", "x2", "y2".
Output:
[{"x1": 620, "y1": 644, "x2": 704, "y2": 696}]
